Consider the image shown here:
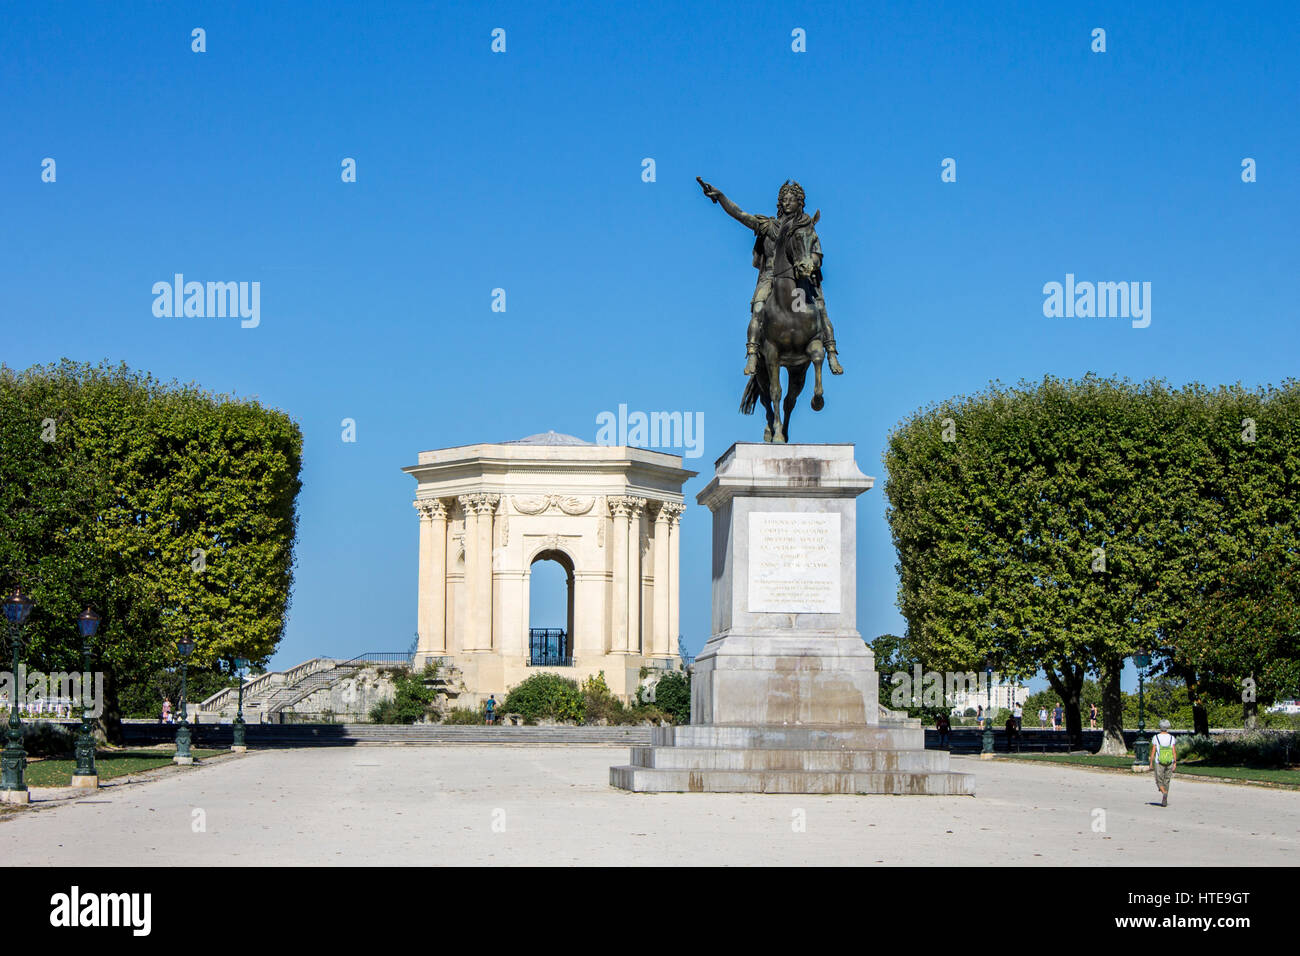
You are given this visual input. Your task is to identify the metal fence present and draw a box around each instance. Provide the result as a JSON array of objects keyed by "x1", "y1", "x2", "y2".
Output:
[{"x1": 528, "y1": 628, "x2": 572, "y2": 667}]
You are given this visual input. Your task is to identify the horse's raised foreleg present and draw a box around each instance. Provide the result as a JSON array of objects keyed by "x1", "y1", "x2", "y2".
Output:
[
  {"x1": 809, "y1": 339, "x2": 826, "y2": 412},
  {"x1": 784, "y1": 365, "x2": 807, "y2": 441}
]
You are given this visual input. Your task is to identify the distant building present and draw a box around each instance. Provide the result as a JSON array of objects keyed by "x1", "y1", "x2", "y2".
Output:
[
  {"x1": 404, "y1": 431, "x2": 695, "y2": 705},
  {"x1": 948, "y1": 679, "x2": 1027, "y2": 714}
]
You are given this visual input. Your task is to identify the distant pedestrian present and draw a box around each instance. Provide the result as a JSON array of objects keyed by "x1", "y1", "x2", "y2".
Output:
[
  {"x1": 484, "y1": 695, "x2": 496, "y2": 725},
  {"x1": 162, "y1": 697, "x2": 173, "y2": 724},
  {"x1": 1150, "y1": 719, "x2": 1177, "y2": 807},
  {"x1": 1005, "y1": 714, "x2": 1018, "y2": 752},
  {"x1": 1053, "y1": 702, "x2": 1063, "y2": 731},
  {"x1": 1089, "y1": 703, "x2": 1098, "y2": 730},
  {"x1": 936, "y1": 713, "x2": 951, "y2": 749},
  {"x1": 1013, "y1": 701, "x2": 1023, "y2": 732},
  {"x1": 976, "y1": 704, "x2": 984, "y2": 729},
  {"x1": 1039, "y1": 707, "x2": 1048, "y2": 729}
]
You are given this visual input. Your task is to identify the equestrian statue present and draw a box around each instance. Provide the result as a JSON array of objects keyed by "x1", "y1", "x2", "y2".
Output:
[{"x1": 697, "y1": 177, "x2": 843, "y2": 443}]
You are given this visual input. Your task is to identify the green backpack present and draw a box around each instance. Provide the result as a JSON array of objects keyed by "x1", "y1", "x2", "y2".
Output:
[{"x1": 1155, "y1": 735, "x2": 1175, "y2": 765}]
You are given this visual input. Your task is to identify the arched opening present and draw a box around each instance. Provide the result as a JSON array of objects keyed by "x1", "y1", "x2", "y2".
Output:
[{"x1": 529, "y1": 549, "x2": 575, "y2": 666}]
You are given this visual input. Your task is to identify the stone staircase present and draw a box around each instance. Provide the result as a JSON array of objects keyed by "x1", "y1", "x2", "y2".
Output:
[
  {"x1": 197, "y1": 654, "x2": 431, "y2": 722},
  {"x1": 121, "y1": 722, "x2": 656, "y2": 747},
  {"x1": 610, "y1": 706, "x2": 976, "y2": 795}
]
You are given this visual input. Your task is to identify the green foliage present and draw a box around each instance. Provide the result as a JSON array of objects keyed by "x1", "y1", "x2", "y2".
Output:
[
  {"x1": 1179, "y1": 732, "x2": 1300, "y2": 768},
  {"x1": 0, "y1": 360, "x2": 303, "y2": 737},
  {"x1": 369, "y1": 664, "x2": 439, "y2": 724},
  {"x1": 502, "y1": 672, "x2": 585, "y2": 724},
  {"x1": 21, "y1": 720, "x2": 74, "y2": 757},
  {"x1": 117, "y1": 664, "x2": 235, "y2": 718},
  {"x1": 653, "y1": 671, "x2": 691, "y2": 724},
  {"x1": 1181, "y1": 544, "x2": 1300, "y2": 710},
  {"x1": 884, "y1": 375, "x2": 1300, "y2": 735},
  {"x1": 443, "y1": 707, "x2": 485, "y2": 725}
]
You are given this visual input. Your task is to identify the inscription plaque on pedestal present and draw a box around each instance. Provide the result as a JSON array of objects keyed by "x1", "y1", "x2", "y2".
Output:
[{"x1": 747, "y1": 511, "x2": 841, "y2": 613}]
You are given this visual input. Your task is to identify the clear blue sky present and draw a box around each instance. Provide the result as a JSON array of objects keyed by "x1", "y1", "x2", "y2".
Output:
[{"x1": 4, "y1": 1, "x2": 1297, "y2": 693}]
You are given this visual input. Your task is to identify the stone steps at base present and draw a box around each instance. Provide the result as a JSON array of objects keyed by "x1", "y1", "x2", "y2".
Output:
[
  {"x1": 609, "y1": 765, "x2": 976, "y2": 795},
  {"x1": 655, "y1": 724, "x2": 924, "y2": 750},
  {"x1": 629, "y1": 746, "x2": 951, "y2": 773}
]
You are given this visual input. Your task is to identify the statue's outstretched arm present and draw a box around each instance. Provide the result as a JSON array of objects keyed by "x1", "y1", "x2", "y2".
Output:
[{"x1": 697, "y1": 177, "x2": 760, "y2": 230}]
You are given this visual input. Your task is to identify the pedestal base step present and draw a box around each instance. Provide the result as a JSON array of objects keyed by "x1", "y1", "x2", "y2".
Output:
[
  {"x1": 610, "y1": 764, "x2": 975, "y2": 795},
  {"x1": 653, "y1": 724, "x2": 925, "y2": 750},
  {"x1": 629, "y1": 746, "x2": 950, "y2": 773}
]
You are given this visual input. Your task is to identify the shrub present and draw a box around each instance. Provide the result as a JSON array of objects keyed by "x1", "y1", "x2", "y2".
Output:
[
  {"x1": 443, "y1": 707, "x2": 484, "y2": 725},
  {"x1": 1177, "y1": 731, "x2": 1299, "y2": 768},
  {"x1": 368, "y1": 663, "x2": 439, "y2": 724},
  {"x1": 21, "y1": 721, "x2": 73, "y2": 757},
  {"x1": 653, "y1": 672, "x2": 691, "y2": 724},
  {"x1": 503, "y1": 673, "x2": 585, "y2": 724}
]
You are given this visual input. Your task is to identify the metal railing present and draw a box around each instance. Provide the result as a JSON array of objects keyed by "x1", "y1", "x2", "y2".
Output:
[
  {"x1": 338, "y1": 652, "x2": 414, "y2": 667},
  {"x1": 528, "y1": 628, "x2": 571, "y2": 666}
]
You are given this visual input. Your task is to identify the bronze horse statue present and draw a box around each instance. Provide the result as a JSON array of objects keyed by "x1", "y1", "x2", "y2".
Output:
[{"x1": 739, "y1": 213, "x2": 828, "y2": 443}]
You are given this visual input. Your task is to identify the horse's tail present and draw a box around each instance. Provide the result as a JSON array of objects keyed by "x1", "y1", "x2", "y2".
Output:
[{"x1": 740, "y1": 375, "x2": 760, "y2": 415}]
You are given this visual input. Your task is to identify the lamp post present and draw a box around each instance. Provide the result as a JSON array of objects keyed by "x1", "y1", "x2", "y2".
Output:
[
  {"x1": 1132, "y1": 649, "x2": 1151, "y2": 767},
  {"x1": 71, "y1": 607, "x2": 100, "y2": 789},
  {"x1": 174, "y1": 636, "x2": 195, "y2": 766},
  {"x1": 1, "y1": 588, "x2": 34, "y2": 804},
  {"x1": 232, "y1": 657, "x2": 249, "y2": 753},
  {"x1": 981, "y1": 660, "x2": 995, "y2": 757}
]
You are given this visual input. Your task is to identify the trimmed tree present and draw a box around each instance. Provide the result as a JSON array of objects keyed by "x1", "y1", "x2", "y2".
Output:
[
  {"x1": 0, "y1": 360, "x2": 303, "y2": 741},
  {"x1": 885, "y1": 375, "x2": 1300, "y2": 751}
]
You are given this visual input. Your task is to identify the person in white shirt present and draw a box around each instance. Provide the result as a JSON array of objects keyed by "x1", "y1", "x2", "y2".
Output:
[{"x1": 1149, "y1": 719, "x2": 1177, "y2": 807}]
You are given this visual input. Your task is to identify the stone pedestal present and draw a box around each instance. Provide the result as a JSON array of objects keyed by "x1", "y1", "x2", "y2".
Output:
[
  {"x1": 611, "y1": 443, "x2": 973, "y2": 795},
  {"x1": 0, "y1": 788, "x2": 30, "y2": 804},
  {"x1": 70, "y1": 774, "x2": 99, "y2": 789}
]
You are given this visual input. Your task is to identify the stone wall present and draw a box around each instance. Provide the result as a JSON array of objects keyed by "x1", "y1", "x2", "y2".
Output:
[{"x1": 283, "y1": 667, "x2": 398, "y2": 722}]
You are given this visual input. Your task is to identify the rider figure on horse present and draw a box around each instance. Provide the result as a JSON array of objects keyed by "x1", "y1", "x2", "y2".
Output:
[{"x1": 698, "y1": 178, "x2": 844, "y2": 377}]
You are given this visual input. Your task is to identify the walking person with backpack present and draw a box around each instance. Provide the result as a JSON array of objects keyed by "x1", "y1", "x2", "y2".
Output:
[{"x1": 1150, "y1": 720, "x2": 1177, "y2": 807}]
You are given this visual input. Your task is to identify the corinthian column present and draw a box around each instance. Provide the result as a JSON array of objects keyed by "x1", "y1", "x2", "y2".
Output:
[
  {"x1": 626, "y1": 497, "x2": 646, "y2": 655},
  {"x1": 666, "y1": 503, "x2": 684, "y2": 659},
  {"x1": 457, "y1": 495, "x2": 479, "y2": 650},
  {"x1": 414, "y1": 498, "x2": 448, "y2": 659},
  {"x1": 608, "y1": 497, "x2": 630, "y2": 654},
  {"x1": 652, "y1": 503, "x2": 672, "y2": 659},
  {"x1": 474, "y1": 494, "x2": 499, "y2": 651},
  {"x1": 457, "y1": 494, "x2": 498, "y2": 652}
]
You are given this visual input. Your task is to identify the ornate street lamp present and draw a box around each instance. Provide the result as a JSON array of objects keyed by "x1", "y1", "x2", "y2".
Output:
[
  {"x1": 1132, "y1": 649, "x2": 1151, "y2": 766},
  {"x1": 72, "y1": 607, "x2": 100, "y2": 789},
  {"x1": 981, "y1": 660, "x2": 995, "y2": 757},
  {"x1": 232, "y1": 657, "x2": 249, "y2": 753},
  {"x1": 1, "y1": 588, "x2": 34, "y2": 803},
  {"x1": 174, "y1": 636, "x2": 195, "y2": 765}
]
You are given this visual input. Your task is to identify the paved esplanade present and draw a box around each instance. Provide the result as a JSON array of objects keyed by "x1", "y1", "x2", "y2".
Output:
[{"x1": 1, "y1": 749, "x2": 1295, "y2": 865}]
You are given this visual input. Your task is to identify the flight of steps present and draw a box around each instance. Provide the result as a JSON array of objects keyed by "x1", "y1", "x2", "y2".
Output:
[{"x1": 121, "y1": 723, "x2": 656, "y2": 747}]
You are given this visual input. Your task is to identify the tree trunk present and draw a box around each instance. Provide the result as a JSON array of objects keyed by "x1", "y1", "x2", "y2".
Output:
[
  {"x1": 97, "y1": 668, "x2": 125, "y2": 745},
  {"x1": 1097, "y1": 656, "x2": 1127, "y2": 755},
  {"x1": 1046, "y1": 665, "x2": 1085, "y2": 750},
  {"x1": 1243, "y1": 672, "x2": 1259, "y2": 730},
  {"x1": 1174, "y1": 666, "x2": 1210, "y2": 736}
]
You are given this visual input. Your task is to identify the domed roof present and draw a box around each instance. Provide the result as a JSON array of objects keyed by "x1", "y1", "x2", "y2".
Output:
[{"x1": 503, "y1": 430, "x2": 593, "y2": 446}]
